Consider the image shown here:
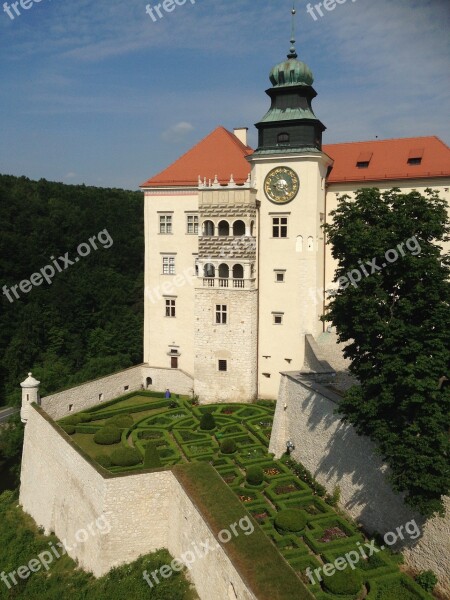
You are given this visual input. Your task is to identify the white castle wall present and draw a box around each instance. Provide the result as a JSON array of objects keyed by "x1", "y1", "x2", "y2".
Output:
[
  {"x1": 19, "y1": 406, "x2": 256, "y2": 600},
  {"x1": 40, "y1": 364, "x2": 194, "y2": 420},
  {"x1": 270, "y1": 373, "x2": 450, "y2": 597},
  {"x1": 40, "y1": 365, "x2": 145, "y2": 420},
  {"x1": 142, "y1": 365, "x2": 194, "y2": 396}
]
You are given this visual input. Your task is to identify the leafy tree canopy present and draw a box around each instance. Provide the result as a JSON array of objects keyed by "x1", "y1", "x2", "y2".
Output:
[
  {"x1": 0, "y1": 175, "x2": 144, "y2": 407},
  {"x1": 323, "y1": 187, "x2": 450, "y2": 518}
]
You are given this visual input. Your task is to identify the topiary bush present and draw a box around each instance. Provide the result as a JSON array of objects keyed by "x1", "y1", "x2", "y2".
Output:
[
  {"x1": 105, "y1": 414, "x2": 133, "y2": 428},
  {"x1": 144, "y1": 442, "x2": 162, "y2": 469},
  {"x1": 61, "y1": 424, "x2": 75, "y2": 435},
  {"x1": 94, "y1": 425, "x2": 121, "y2": 445},
  {"x1": 246, "y1": 466, "x2": 264, "y2": 486},
  {"x1": 220, "y1": 438, "x2": 237, "y2": 454},
  {"x1": 274, "y1": 509, "x2": 307, "y2": 534},
  {"x1": 110, "y1": 447, "x2": 141, "y2": 467},
  {"x1": 415, "y1": 570, "x2": 438, "y2": 593},
  {"x1": 78, "y1": 413, "x2": 92, "y2": 423},
  {"x1": 323, "y1": 569, "x2": 363, "y2": 596},
  {"x1": 95, "y1": 454, "x2": 113, "y2": 468},
  {"x1": 199, "y1": 412, "x2": 216, "y2": 431}
]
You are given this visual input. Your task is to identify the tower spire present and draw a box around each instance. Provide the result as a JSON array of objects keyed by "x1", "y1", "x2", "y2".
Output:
[{"x1": 287, "y1": 0, "x2": 298, "y2": 59}]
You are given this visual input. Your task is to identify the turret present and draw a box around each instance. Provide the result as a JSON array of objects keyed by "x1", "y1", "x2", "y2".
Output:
[{"x1": 20, "y1": 372, "x2": 40, "y2": 424}]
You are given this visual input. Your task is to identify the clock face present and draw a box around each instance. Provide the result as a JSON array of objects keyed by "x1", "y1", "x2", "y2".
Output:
[{"x1": 264, "y1": 167, "x2": 299, "y2": 204}]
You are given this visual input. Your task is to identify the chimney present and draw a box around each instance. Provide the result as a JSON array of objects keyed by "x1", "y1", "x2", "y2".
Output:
[{"x1": 234, "y1": 127, "x2": 248, "y2": 146}]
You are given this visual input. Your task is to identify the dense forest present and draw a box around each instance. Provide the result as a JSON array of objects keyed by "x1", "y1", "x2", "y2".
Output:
[{"x1": 0, "y1": 174, "x2": 144, "y2": 408}]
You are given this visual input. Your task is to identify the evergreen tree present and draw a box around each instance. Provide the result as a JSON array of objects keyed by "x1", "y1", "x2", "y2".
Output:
[{"x1": 323, "y1": 187, "x2": 450, "y2": 518}]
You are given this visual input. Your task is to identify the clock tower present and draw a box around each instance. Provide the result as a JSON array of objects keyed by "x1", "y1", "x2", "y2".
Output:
[{"x1": 249, "y1": 13, "x2": 333, "y2": 398}]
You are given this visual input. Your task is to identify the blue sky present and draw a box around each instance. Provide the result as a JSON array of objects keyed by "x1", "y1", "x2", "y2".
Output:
[{"x1": 0, "y1": 0, "x2": 449, "y2": 190}]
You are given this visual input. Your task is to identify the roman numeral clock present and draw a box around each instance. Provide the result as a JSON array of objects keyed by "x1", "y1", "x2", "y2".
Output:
[{"x1": 264, "y1": 166, "x2": 299, "y2": 204}]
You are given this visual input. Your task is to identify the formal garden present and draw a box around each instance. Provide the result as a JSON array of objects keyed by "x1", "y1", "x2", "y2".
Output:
[{"x1": 58, "y1": 391, "x2": 437, "y2": 600}]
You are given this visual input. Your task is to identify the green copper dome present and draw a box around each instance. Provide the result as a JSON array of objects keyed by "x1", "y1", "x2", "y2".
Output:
[{"x1": 269, "y1": 57, "x2": 314, "y2": 87}]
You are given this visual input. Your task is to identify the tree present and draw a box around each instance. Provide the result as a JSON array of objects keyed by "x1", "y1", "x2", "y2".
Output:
[{"x1": 323, "y1": 187, "x2": 450, "y2": 518}]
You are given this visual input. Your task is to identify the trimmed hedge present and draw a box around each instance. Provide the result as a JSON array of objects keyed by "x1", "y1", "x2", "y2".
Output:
[
  {"x1": 110, "y1": 447, "x2": 142, "y2": 467},
  {"x1": 93, "y1": 425, "x2": 121, "y2": 445},
  {"x1": 246, "y1": 466, "x2": 264, "y2": 486},
  {"x1": 61, "y1": 424, "x2": 76, "y2": 435},
  {"x1": 144, "y1": 442, "x2": 162, "y2": 469},
  {"x1": 220, "y1": 438, "x2": 237, "y2": 454},
  {"x1": 274, "y1": 509, "x2": 307, "y2": 534},
  {"x1": 323, "y1": 569, "x2": 363, "y2": 595},
  {"x1": 95, "y1": 454, "x2": 113, "y2": 468},
  {"x1": 199, "y1": 412, "x2": 216, "y2": 431},
  {"x1": 105, "y1": 414, "x2": 133, "y2": 428}
]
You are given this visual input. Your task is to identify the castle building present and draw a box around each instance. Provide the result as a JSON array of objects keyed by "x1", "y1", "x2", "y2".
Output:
[{"x1": 140, "y1": 43, "x2": 450, "y2": 402}]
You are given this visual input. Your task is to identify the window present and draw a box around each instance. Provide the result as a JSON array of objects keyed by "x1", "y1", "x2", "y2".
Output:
[
  {"x1": 162, "y1": 256, "x2": 175, "y2": 275},
  {"x1": 68, "y1": 404, "x2": 74, "y2": 412},
  {"x1": 165, "y1": 298, "x2": 176, "y2": 317},
  {"x1": 273, "y1": 312, "x2": 284, "y2": 325},
  {"x1": 187, "y1": 215, "x2": 199, "y2": 234},
  {"x1": 124, "y1": 385, "x2": 129, "y2": 391},
  {"x1": 233, "y1": 220, "x2": 245, "y2": 236},
  {"x1": 277, "y1": 132, "x2": 290, "y2": 145},
  {"x1": 216, "y1": 305, "x2": 227, "y2": 324},
  {"x1": 275, "y1": 270, "x2": 285, "y2": 283},
  {"x1": 218, "y1": 220, "x2": 230, "y2": 236},
  {"x1": 203, "y1": 220, "x2": 214, "y2": 236},
  {"x1": 159, "y1": 214, "x2": 172, "y2": 234},
  {"x1": 408, "y1": 148, "x2": 424, "y2": 165},
  {"x1": 204, "y1": 263, "x2": 215, "y2": 278},
  {"x1": 356, "y1": 151, "x2": 372, "y2": 169},
  {"x1": 272, "y1": 216, "x2": 288, "y2": 238},
  {"x1": 218, "y1": 360, "x2": 227, "y2": 372}
]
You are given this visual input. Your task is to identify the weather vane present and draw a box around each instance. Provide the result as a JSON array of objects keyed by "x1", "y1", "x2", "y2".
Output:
[{"x1": 288, "y1": 0, "x2": 298, "y2": 59}]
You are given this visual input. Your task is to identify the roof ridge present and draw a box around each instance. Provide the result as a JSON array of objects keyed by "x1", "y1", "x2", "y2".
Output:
[{"x1": 324, "y1": 135, "x2": 447, "y2": 147}]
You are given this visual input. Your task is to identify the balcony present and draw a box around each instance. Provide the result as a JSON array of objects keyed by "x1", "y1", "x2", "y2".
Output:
[{"x1": 200, "y1": 278, "x2": 256, "y2": 290}]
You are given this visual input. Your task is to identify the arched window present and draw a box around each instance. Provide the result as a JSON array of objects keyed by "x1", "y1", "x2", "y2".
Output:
[
  {"x1": 203, "y1": 220, "x2": 214, "y2": 236},
  {"x1": 307, "y1": 236, "x2": 314, "y2": 251},
  {"x1": 232, "y1": 264, "x2": 244, "y2": 279},
  {"x1": 277, "y1": 132, "x2": 290, "y2": 145},
  {"x1": 219, "y1": 264, "x2": 229, "y2": 278},
  {"x1": 233, "y1": 220, "x2": 245, "y2": 236},
  {"x1": 146, "y1": 377, "x2": 152, "y2": 388},
  {"x1": 204, "y1": 263, "x2": 215, "y2": 278},
  {"x1": 218, "y1": 220, "x2": 230, "y2": 236},
  {"x1": 296, "y1": 235, "x2": 303, "y2": 252},
  {"x1": 250, "y1": 220, "x2": 255, "y2": 236}
]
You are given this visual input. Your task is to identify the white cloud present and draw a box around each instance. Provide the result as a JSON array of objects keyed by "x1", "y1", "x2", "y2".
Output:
[{"x1": 161, "y1": 122, "x2": 194, "y2": 143}]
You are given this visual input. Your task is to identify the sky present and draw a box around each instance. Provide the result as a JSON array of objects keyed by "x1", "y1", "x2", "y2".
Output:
[{"x1": 0, "y1": 0, "x2": 449, "y2": 191}]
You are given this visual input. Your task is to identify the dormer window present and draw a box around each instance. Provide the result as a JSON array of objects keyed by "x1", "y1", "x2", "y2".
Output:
[
  {"x1": 407, "y1": 148, "x2": 424, "y2": 165},
  {"x1": 277, "y1": 132, "x2": 290, "y2": 145},
  {"x1": 356, "y1": 151, "x2": 373, "y2": 169}
]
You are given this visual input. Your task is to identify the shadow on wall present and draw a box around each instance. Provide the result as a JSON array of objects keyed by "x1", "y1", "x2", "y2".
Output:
[{"x1": 298, "y1": 387, "x2": 427, "y2": 548}]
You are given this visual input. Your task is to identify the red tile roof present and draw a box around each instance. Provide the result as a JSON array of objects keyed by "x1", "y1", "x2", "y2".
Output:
[
  {"x1": 140, "y1": 126, "x2": 253, "y2": 188},
  {"x1": 324, "y1": 136, "x2": 450, "y2": 184},
  {"x1": 141, "y1": 130, "x2": 450, "y2": 189}
]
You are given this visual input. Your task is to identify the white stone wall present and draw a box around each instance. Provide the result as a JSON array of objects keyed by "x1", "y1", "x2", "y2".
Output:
[
  {"x1": 194, "y1": 289, "x2": 258, "y2": 403},
  {"x1": 142, "y1": 365, "x2": 194, "y2": 396},
  {"x1": 270, "y1": 373, "x2": 450, "y2": 597},
  {"x1": 41, "y1": 365, "x2": 145, "y2": 420},
  {"x1": 20, "y1": 406, "x2": 257, "y2": 599}
]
